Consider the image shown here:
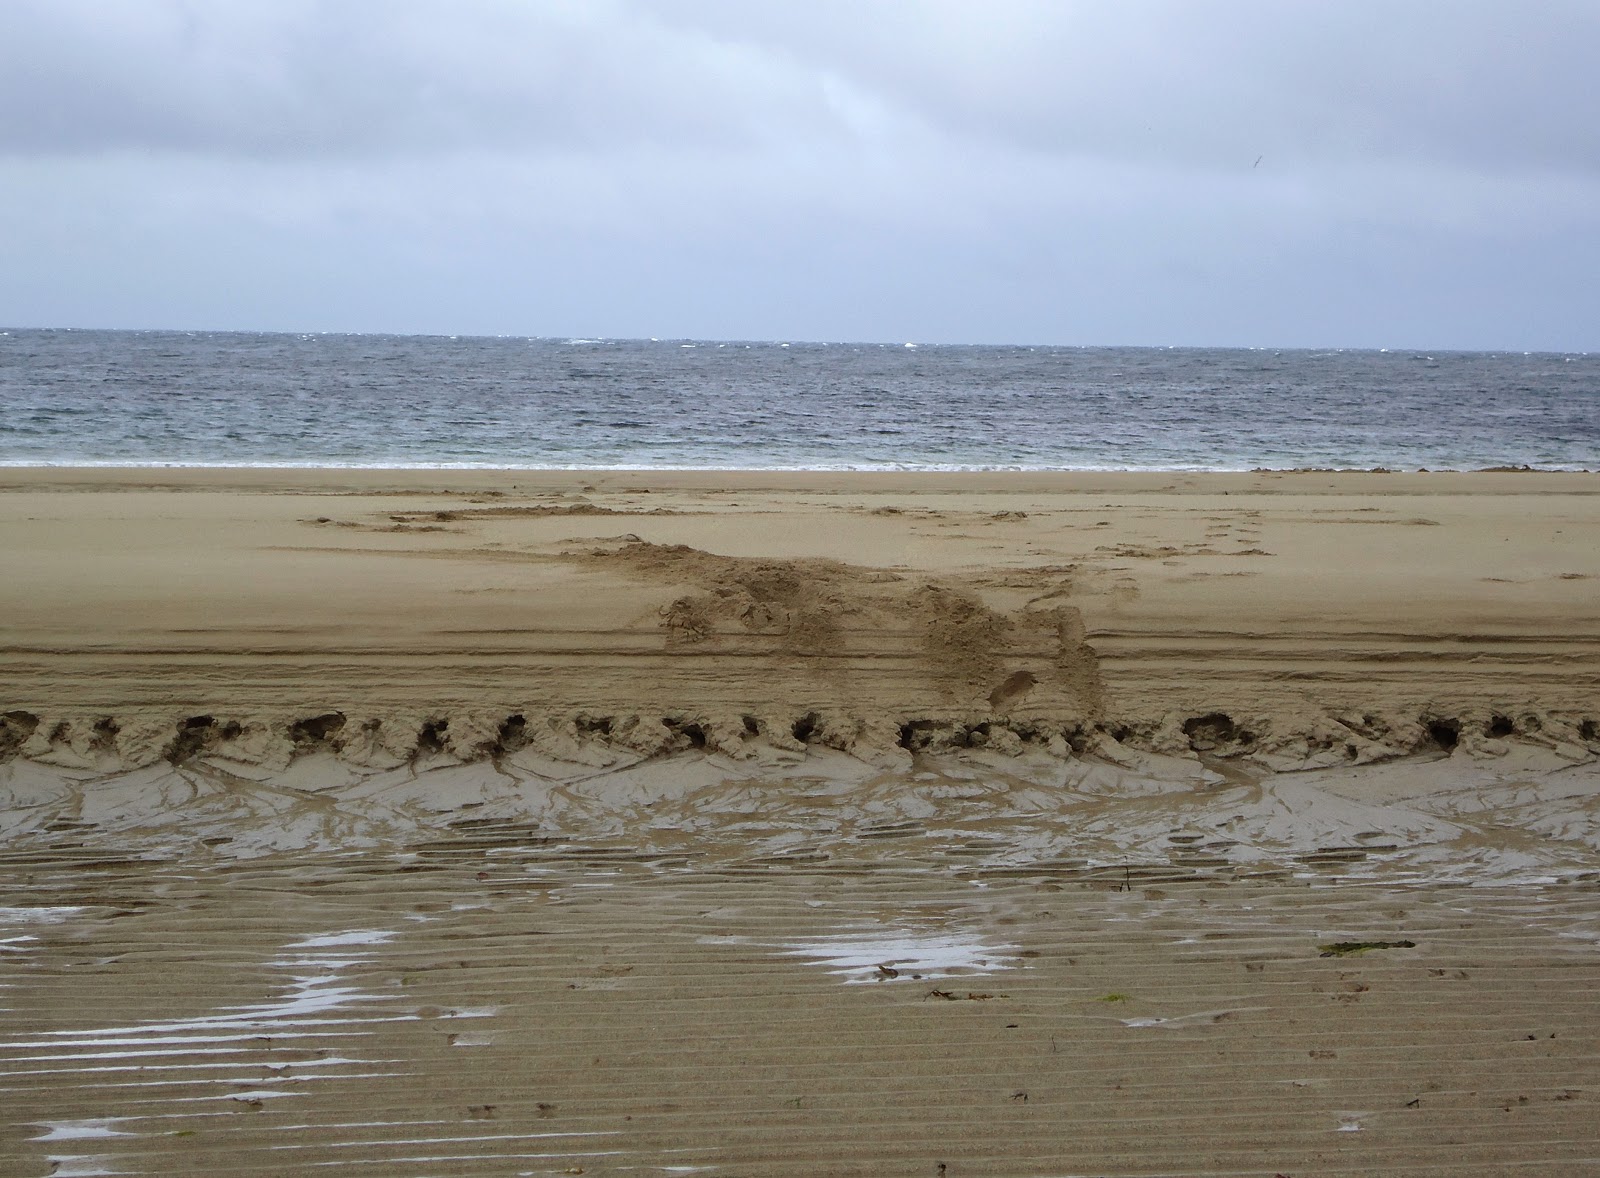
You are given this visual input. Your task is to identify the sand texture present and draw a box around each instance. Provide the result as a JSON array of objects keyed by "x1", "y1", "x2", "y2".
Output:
[
  {"x1": 3, "y1": 467, "x2": 1600, "y2": 1175},
  {"x1": 3, "y1": 846, "x2": 1599, "y2": 1176},
  {"x1": 2, "y1": 467, "x2": 1597, "y2": 772}
]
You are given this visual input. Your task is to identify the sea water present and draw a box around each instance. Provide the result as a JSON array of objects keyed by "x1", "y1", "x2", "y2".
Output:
[{"x1": 0, "y1": 328, "x2": 1594, "y2": 470}]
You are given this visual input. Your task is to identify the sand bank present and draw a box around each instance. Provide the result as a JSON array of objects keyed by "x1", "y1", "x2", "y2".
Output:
[{"x1": 1, "y1": 467, "x2": 1596, "y2": 774}]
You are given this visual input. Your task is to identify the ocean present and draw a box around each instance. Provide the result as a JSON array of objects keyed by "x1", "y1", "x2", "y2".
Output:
[{"x1": 1, "y1": 328, "x2": 1595, "y2": 470}]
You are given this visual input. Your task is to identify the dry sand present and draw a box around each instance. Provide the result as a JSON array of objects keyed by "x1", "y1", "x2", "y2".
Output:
[
  {"x1": 2, "y1": 467, "x2": 1599, "y2": 1175},
  {"x1": 2, "y1": 467, "x2": 1597, "y2": 766}
]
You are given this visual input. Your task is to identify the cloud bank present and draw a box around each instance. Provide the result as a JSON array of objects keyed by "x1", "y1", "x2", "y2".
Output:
[{"x1": 3, "y1": 1, "x2": 1596, "y2": 347}]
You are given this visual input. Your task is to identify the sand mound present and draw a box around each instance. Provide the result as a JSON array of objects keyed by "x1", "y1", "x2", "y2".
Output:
[{"x1": 576, "y1": 539, "x2": 1107, "y2": 710}]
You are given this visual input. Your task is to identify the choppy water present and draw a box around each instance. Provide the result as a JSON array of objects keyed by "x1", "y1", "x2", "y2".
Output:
[{"x1": 1, "y1": 328, "x2": 1595, "y2": 469}]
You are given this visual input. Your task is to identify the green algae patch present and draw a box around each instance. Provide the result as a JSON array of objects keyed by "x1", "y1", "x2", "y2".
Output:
[{"x1": 1318, "y1": 939, "x2": 1416, "y2": 958}]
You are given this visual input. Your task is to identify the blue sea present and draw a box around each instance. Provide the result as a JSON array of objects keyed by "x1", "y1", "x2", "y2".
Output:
[{"x1": 0, "y1": 329, "x2": 1595, "y2": 470}]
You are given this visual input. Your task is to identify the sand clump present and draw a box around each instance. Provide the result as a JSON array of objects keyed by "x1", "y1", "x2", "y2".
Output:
[{"x1": 572, "y1": 538, "x2": 1108, "y2": 721}]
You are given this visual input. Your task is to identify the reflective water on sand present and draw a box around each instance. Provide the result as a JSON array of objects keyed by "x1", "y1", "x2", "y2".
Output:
[
  {"x1": 5, "y1": 746, "x2": 1599, "y2": 887},
  {"x1": 4, "y1": 746, "x2": 1600, "y2": 1174},
  {"x1": 776, "y1": 924, "x2": 1017, "y2": 984},
  {"x1": 0, "y1": 842, "x2": 1597, "y2": 1175}
]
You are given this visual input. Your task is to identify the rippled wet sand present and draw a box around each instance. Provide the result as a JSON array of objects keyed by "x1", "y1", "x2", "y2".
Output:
[{"x1": 4, "y1": 820, "x2": 1600, "y2": 1176}]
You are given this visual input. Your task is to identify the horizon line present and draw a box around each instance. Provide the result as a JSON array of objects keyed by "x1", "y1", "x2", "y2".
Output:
[{"x1": 2, "y1": 324, "x2": 1593, "y2": 356}]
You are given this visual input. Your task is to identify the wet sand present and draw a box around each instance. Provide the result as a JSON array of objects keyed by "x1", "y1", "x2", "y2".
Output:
[
  {"x1": 3, "y1": 467, "x2": 1600, "y2": 1174},
  {"x1": 3, "y1": 845, "x2": 1599, "y2": 1175}
]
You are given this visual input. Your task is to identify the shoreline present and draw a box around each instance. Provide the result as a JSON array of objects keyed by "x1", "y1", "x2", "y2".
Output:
[
  {"x1": 3, "y1": 463, "x2": 1596, "y2": 482},
  {"x1": 1, "y1": 461, "x2": 1594, "y2": 473}
]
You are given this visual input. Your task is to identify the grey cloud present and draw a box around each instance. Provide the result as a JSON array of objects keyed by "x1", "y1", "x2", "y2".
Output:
[
  {"x1": 659, "y1": 0, "x2": 1600, "y2": 177},
  {"x1": 8, "y1": 0, "x2": 1598, "y2": 181},
  {"x1": 1, "y1": 1, "x2": 1596, "y2": 348},
  {"x1": 0, "y1": 0, "x2": 870, "y2": 157},
  {"x1": 6, "y1": 133, "x2": 1591, "y2": 336}
]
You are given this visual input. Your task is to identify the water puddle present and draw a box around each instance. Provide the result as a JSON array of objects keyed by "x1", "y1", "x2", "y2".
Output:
[
  {"x1": 2, "y1": 921, "x2": 416, "y2": 1175},
  {"x1": 32, "y1": 1117, "x2": 135, "y2": 1141},
  {"x1": 0, "y1": 905, "x2": 88, "y2": 966},
  {"x1": 3, "y1": 906, "x2": 91, "y2": 1012},
  {"x1": 2, "y1": 926, "x2": 402, "y2": 1071},
  {"x1": 43, "y1": 1156, "x2": 122, "y2": 1177},
  {"x1": 1120, "y1": 1005, "x2": 1267, "y2": 1029},
  {"x1": 773, "y1": 923, "x2": 1019, "y2": 984},
  {"x1": 290, "y1": 929, "x2": 398, "y2": 949},
  {"x1": 0, "y1": 906, "x2": 87, "y2": 924}
]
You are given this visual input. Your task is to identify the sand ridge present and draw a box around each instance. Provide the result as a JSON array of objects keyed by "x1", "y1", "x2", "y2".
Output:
[{"x1": 2, "y1": 467, "x2": 1597, "y2": 781}]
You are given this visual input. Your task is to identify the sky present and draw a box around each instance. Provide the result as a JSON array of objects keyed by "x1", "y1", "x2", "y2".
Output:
[{"x1": 2, "y1": 1, "x2": 1597, "y2": 349}]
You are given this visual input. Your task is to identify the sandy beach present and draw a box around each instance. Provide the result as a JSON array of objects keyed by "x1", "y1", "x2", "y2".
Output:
[
  {"x1": 7, "y1": 1, "x2": 1597, "y2": 1170},
  {"x1": 3, "y1": 467, "x2": 1600, "y2": 1175},
  {"x1": 3, "y1": 466, "x2": 1597, "y2": 760}
]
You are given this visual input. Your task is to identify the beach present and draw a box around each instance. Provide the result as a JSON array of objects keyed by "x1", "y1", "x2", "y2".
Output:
[
  {"x1": 4, "y1": 466, "x2": 1597, "y2": 750},
  {"x1": 5, "y1": 0, "x2": 1596, "y2": 1166},
  {"x1": 3, "y1": 466, "x2": 1600, "y2": 1175}
]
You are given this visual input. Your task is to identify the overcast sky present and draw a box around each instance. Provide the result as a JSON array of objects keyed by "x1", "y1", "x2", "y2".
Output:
[{"x1": 3, "y1": 1, "x2": 1597, "y2": 348}]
